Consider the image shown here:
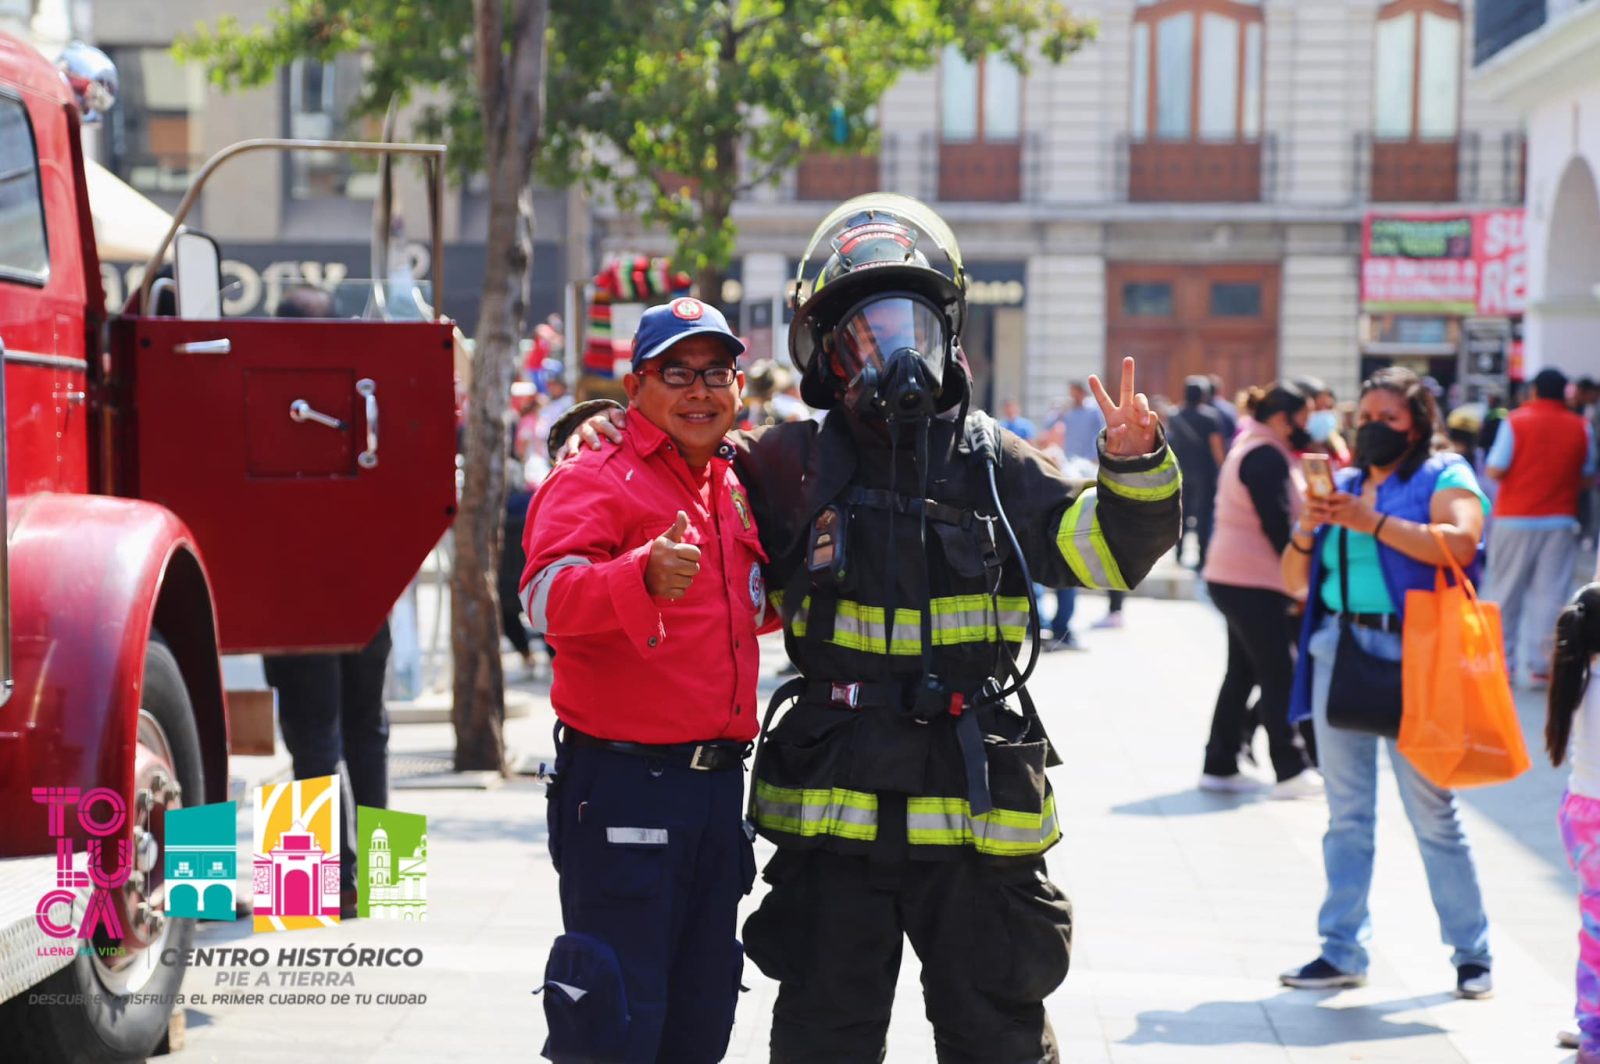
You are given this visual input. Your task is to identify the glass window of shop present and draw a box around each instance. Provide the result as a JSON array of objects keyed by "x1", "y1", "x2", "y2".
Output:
[{"x1": 105, "y1": 46, "x2": 207, "y2": 195}]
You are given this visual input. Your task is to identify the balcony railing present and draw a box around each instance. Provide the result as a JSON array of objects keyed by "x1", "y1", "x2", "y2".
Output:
[
  {"x1": 1352, "y1": 131, "x2": 1523, "y2": 204},
  {"x1": 1117, "y1": 137, "x2": 1274, "y2": 203},
  {"x1": 794, "y1": 152, "x2": 881, "y2": 201},
  {"x1": 937, "y1": 140, "x2": 1023, "y2": 202}
]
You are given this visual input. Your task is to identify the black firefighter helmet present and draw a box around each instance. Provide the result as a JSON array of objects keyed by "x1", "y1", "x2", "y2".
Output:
[{"x1": 789, "y1": 194, "x2": 968, "y2": 415}]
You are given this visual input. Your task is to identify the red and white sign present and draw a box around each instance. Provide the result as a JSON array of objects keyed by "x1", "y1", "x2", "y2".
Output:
[
  {"x1": 1360, "y1": 209, "x2": 1528, "y2": 317},
  {"x1": 1473, "y1": 209, "x2": 1527, "y2": 316}
]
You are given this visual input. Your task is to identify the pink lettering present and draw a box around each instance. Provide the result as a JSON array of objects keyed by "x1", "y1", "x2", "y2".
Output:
[
  {"x1": 36, "y1": 889, "x2": 76, "y2": 938},
  {"x1": 77, "y1": 788, "x2": 125, "y2": 837}
]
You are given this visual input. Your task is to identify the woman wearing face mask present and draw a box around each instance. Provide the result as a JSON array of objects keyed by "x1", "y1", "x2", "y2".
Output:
[
  {"x1": 1277, "y1": 367, "x2": 1496, "y2": 1000},
  {"x1": 1199, "y1": 381, "x2": 1322, "y2": 797},
  {"x1": 1296, "y1": 377, "x2": 1353, "y2": 467}
]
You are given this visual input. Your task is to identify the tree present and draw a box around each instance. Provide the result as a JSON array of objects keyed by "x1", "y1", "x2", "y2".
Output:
[
  {"x1": 180, "y1": 0, "x2": 1093, "y2": 769},
  {"x1": 182, "y1": 0, "x2": 549, "y2": 772}
]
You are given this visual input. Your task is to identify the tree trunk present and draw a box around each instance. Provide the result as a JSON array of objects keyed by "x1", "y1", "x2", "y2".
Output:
[{"x1": 452, "y1": 0, "x2": 549, "y2": 773}]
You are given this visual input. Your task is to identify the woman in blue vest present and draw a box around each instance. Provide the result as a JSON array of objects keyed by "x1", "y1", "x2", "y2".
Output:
[{"x1": 1277, "y1": 367, "x2": 1497, "y2": 999}]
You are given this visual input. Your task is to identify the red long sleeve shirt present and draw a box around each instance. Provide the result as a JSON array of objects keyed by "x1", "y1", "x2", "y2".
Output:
[{"x1": 518, "y1": 408, "x2": 770, "y2": 743}]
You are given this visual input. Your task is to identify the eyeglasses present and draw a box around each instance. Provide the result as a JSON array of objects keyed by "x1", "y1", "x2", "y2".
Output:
[{"x1": 641, "y1": 363, "x2": 738, "y2": 389}]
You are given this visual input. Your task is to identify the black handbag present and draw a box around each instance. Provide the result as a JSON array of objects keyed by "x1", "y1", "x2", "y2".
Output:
[{"x1": 1324, "y1": 528, "x2": 1404, "y2": 738}]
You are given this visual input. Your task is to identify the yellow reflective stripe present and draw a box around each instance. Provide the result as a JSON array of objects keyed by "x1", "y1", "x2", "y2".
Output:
[
  {"x1": 1099, "y1": 449, "x2": 1181, "y2": 502},
  {"x1": 905, "y1": 793, "x2": 1061, "y2": 856},
  {"x1": 1055, "y1": 490, "x2": 1129, "y2": 591},
  {"x1": 752, "y1": 781, "x2": 878, "y2": 841},
  {"x1": 789, "y1": 595, "x2": 1032, "y2": 654}
]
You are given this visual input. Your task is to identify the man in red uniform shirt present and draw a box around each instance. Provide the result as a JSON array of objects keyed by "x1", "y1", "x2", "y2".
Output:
[{"x1": 520, "y1": 297, "x2": 769, "y2": 1063}]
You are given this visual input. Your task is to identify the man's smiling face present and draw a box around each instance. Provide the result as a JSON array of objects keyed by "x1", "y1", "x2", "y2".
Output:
[{"x1": 624, "y1": 336, "x2": 743, "y2": 467}]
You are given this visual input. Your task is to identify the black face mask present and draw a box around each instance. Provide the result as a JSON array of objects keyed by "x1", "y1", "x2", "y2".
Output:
[
  {"x1": 1356, "y1": 422, "x2": 1412, "y2": 467},
  {"x1": 1288, "y1": 426, "x2": 1312, "y2": 452}
]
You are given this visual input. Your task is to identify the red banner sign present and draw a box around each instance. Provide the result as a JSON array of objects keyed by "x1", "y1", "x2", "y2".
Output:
[{"x1": 1361, "y1": 209, "x2": 1527, "y2": 317}]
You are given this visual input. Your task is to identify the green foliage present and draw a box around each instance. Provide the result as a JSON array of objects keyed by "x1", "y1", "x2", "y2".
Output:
[{"x1": 178, "y1": 0, "x2": 1095, "y2": 283}]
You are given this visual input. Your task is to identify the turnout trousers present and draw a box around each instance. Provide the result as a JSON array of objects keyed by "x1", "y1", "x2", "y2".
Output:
[
  {"x1": 744, "y1": 844, "x2": 1073, "y2": 1064},
  {"x1": 540, "y1": 742, "x2": 755, "y2": 1064}
]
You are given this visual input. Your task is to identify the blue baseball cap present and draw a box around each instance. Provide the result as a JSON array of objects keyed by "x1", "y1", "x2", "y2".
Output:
[{"x1": 631, "y1": 297, "x2": 746, "y2": 370}]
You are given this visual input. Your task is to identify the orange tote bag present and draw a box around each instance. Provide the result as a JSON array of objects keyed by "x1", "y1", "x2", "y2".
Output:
[{"x1": 1398, "y1": 529, "x2": 1530, "y2": 789}]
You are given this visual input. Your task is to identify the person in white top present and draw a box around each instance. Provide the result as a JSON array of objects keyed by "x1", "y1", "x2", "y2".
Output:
[{"x1": 1549, "y1": 583, "x2": 1600, "y2": 1063}]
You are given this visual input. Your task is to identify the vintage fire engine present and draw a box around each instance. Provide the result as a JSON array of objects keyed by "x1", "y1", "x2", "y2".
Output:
[{"x1": 0, "y1": 34, "x2": 456, "y2": 1061}]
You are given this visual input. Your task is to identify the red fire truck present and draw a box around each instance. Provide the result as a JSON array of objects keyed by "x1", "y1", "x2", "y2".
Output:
[{"x1": 0, "y1": 35, "x2": 456, "y2": 1061}]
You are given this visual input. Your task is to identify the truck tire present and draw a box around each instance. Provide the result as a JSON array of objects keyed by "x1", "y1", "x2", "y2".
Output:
[{"x1": 2, "y1": 637, "x2": 204, "y2": 1063}]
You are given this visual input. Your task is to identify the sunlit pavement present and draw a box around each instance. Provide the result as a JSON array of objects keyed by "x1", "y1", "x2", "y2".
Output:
[{"x1": 179, "y1": 593, "x2": 1581, "y2": 1063}]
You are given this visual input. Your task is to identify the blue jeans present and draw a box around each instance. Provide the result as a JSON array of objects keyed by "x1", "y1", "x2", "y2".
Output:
[{"x1": 1307, "y1": 617, "x2": 1492, "y2": 974}]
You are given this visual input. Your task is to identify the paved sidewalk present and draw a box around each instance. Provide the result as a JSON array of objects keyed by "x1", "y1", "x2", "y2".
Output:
[{"x1": 176, "y1": 597, "x2": 1582, "y2": 1062}]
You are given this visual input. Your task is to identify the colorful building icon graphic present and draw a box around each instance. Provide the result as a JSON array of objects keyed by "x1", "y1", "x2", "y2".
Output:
[
  {"x1": 358, "y1": 806, "x2": 427, "y2": 921},
  {"x1": 252, "y1": 775, "x2": 341, "y2": 932},
  {"x1": 164, "y1": 802, "x2": 239, "y2": 921}
]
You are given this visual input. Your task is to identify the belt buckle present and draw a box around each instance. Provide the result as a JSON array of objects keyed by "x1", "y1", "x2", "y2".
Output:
[
  {"x1": 829, "y1": 682, "x2": 860, "y2": 709},
  {"x1": 689, "y1": 744, "x2": 714, "y2": 771}
]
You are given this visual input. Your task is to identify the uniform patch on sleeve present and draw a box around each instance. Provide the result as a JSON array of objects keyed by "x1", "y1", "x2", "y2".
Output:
[{"x1": 749, "y1": 562, "x2": 765, "y2": 611}]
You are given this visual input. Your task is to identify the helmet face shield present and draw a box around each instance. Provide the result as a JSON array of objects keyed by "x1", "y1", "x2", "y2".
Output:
[{"x1": 833, "y1": 295, "x2": 948, "y2": 383}]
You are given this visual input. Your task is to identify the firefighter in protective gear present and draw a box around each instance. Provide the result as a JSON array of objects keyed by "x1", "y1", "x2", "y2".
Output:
[{"x1": 553, "y1": 193, "x2": 1181, "y2": 1062}]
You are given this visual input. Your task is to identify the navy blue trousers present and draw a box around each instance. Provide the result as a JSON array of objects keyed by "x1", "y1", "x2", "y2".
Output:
[{"x1": 542, "y1": 741, "x2": 753, "y2": 1063}]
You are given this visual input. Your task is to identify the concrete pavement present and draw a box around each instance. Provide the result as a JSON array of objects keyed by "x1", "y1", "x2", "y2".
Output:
[{"x1": 173, "y1": 594, "x2": 1584, "y2": 1063}]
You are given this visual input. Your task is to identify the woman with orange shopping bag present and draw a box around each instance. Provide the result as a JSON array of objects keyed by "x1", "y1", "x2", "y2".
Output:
[{"x1": 1277, "y1": 368, "x2": 1499, "y2": 1000}]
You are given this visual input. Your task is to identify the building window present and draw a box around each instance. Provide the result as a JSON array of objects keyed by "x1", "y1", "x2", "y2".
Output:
[
  {"x1": 1133, "y1": 0, "x2": 1263, "y2": 142},
  {"x1": 1374, "y1": 0, "x2": 1462, "y2": 140},
  {"x1": 1122, "y1": 282, "x2": 1174, "y2": 317},
  {"x1": 0, "y1": 96, "x2": 48, "y2": 283},
  {"x1": 938, "y1": 47, "x2": 1023, "y2": 201},
  {"x1": 285, "y1": 57, "x2": 377, "y2": 199},
  {"x1": 940, "y1": 46, "x2": 1021, "y2": 143},
  {"x1": 105, "y1": 46, "x2": 207, "y2": 195},
  {"x1": 1210, "y1": 281, "x2": 1262, "y2": 317}
]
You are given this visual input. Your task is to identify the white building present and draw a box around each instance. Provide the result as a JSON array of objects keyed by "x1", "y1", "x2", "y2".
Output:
[
  {"x1": 1473, "y1": 0, "x2": 1600, "y2": 379},
  {"x1": 594, "y1": 0, "x2": 1524, "y2": 416}
]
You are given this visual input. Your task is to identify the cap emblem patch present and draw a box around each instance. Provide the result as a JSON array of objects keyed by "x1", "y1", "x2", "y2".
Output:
[{"x1": 670, "y1": 298, "x2": 704, "y2": 320}]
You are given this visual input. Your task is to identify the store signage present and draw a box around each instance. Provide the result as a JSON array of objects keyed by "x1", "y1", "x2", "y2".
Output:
[{"x1": 1360, "y1": 210, "x2": 1527, "y2": 316}]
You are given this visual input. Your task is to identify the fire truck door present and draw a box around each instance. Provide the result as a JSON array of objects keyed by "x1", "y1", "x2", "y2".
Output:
[{"x1": 113, "y1": 316, "x2": 457, "y2": 653}]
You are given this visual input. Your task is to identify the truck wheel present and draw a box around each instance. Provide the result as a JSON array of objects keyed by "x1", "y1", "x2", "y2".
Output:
[{"x1": 2, "y1": 637, "x2": 204, "y2": 1063}]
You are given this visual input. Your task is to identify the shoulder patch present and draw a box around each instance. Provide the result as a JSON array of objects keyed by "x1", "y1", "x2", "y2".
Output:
[{"x1": 717, "y1": 440, "x2": 736, "y2": 462}]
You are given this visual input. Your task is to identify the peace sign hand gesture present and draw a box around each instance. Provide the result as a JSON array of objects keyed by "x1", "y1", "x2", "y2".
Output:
[{"x1": 1088, "y1": 356, "x2": 1160, "y2": 458}]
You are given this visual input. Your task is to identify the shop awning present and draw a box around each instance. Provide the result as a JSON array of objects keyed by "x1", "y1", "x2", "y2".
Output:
[{"x1": 85, "y1": 159, "x2": 175, "y2": 263}]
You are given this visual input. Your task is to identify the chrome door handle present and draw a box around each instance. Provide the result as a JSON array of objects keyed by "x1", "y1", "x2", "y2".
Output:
[
  {"x1": 357, "y1": 378, "x2": 379, "y2": 469},
  {"x1": 173, "y1": 339, "x2": 231, "y2": 355},
  {"x1": 289, "y1": 400, "x2": 345, "y2": 431}
]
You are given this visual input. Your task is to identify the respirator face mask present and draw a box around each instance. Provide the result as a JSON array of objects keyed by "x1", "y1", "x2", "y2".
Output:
[{"x1": 833, "y1": 293, "x2": 949, "y2": 422}]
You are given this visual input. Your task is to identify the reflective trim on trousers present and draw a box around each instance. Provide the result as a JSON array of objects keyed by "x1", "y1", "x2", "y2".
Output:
[
  {"x1": 905, "y1": 793, "x2": 1061, "y2": 856},
  {"x1": 1055, "y1": 490, "x2": 1129, "y2": 592},
  {"x1": 752, "y1": 781, "x2": 879, "y2": 841}
]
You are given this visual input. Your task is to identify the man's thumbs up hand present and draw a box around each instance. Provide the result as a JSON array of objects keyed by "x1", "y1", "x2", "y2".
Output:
[{"x1": 647, "y1": 511, "x2": 702, "y2": 600}]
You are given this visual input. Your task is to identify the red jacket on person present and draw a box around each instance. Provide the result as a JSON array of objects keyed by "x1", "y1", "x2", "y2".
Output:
[
  {"x1": 518, "y1": 408, "x2": 773, "y2": 744},
  {"x1": 1493, "y1": 398, "x2": 1590, "y2": 519}
]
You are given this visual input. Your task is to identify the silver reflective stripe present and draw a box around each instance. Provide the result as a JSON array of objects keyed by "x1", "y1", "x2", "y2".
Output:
[
  {"x1": 524, "y1": 555, "x2": 593, "y2": 634},
  {"x1": 1104, "y1": 466, "x2": 1177, "y2": 490},
  {"x1": 606, "y1": 827, "x2": 668, "y2": 845},
  {"x1": 906, "y1": 804, "x2": 1059, "y2": 849},
  {"x1": 751, "y1": 792, "x2": 878, "y2": 836},
  {"x1": 1061, "y1": 492, "x2": 1115, "y2": 589}
]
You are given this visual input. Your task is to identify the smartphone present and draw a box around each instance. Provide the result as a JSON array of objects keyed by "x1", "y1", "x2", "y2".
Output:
[{"x1": 1301, "y1": 453, "x2": 1334, "y2": 498}]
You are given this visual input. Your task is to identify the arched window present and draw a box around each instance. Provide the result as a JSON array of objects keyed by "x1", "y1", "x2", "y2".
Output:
[
  {"x1": 1374, "y1": 0, "x2": 1462, "y2": 142},
  {"x1": 1132, "y1": 0, "x2": 1263, "y2": 143}
]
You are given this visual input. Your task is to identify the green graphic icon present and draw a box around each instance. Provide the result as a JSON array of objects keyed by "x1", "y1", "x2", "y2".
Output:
[
  {"x1": 164, "y1": 802, "x2": 239, "y2": 921},
  {"x1": 358, "y1": 806, "x2": 427, "y2": 921}
]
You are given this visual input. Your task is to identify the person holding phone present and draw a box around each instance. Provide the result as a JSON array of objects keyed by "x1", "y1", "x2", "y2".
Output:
[
  {"x1": 1199, "y1": 381, "x2": 1321, "y2": 797},
  {"x1": 1276, "y1": 367, "x2": 1496, "y2": 999}
]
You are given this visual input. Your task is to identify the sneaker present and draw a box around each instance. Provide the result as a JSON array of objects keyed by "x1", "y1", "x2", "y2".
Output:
[
  {"x1": 1272, "y1": 769, "x2": 1326, "y2": 801},
  {"x1": 1558, "y1": 1027, "x2": 1579, "y2": 1049},
  {"x1": 1279, "y1": 958, "x2": 1367, "y2": 989},
  {"x1": 1199, "y1": 772, "x2": 1263, "y2": 795},
  {"x1": 1092, "y1": 612, "x2": 1125, "y2": 630},
  {"x1": 1455, "y1": 963, "x2": 1493, "y2": 999},
  {"x1": 1044, "y1": 632, "x2": 1085, "y2": 653}
]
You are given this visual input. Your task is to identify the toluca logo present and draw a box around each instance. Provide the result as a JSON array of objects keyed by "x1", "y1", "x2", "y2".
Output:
[{"x1": 32, "y1": 787, "x2": 132, "y2": 940}]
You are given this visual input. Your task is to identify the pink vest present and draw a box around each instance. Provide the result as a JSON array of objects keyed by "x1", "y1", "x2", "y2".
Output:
[{"x1": 1202, "y1": 426, "x2": 1305, "y2": 594}]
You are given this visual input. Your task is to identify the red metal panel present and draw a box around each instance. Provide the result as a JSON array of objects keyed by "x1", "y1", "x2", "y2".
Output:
[
  {"x1": 112, "y1": 316, "x2": 457, "y2": 653},
  {"x1": 0, "y1": 496, "x2": 220, "y2": 856}
]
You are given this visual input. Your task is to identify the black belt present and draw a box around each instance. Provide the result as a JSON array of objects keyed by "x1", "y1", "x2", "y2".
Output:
[
  {"x1": 563, "y1": 728, "x2": 749, "y2": 771},
  {"x1": 1340, "y1": 612, "x2": 1400, "y2": 633}
]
